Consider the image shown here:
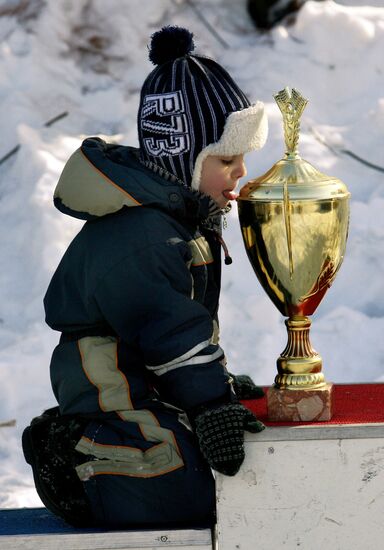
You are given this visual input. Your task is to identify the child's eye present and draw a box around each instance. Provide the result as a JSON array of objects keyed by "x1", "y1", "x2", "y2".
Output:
[{"x1": 220, "y1": 158, "x2": 234, "y2": 166}]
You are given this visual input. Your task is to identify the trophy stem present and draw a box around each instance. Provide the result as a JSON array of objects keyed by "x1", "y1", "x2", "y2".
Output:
[{"x1": 275, "y1": 315, "x2": 326, "y2": 390}]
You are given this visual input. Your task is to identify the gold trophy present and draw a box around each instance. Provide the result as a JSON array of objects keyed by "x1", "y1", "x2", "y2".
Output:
[{"x1": 238, "y1": 87, "x2": 350, "y2": 421}]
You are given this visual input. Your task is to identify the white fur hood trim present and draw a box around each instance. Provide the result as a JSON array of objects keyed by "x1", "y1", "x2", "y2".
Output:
[{"x1": 191, "y1": 101, "x2": 268, "y2": 190}]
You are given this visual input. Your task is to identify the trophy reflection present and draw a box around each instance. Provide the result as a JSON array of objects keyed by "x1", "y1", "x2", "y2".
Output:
[{"x1": 238, "y1": 87, "x2": 350, "y2": 421}]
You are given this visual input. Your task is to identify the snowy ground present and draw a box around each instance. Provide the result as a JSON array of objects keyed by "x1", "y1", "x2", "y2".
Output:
[{"x1": 0, "y1": 0, "x2": 383, "y2": 508}]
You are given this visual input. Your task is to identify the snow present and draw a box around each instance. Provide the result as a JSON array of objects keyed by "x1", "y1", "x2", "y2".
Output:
[{"x1": 0, "y1": 0, "x2": 383, "y2": 508}]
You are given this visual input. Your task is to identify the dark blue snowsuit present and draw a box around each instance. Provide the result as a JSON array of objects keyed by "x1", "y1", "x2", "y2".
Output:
[{"x1": 44, "y1": 137, "x2": 234, "y2": 527}]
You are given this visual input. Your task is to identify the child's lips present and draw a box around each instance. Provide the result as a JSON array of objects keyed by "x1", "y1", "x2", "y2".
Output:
[{"x1": 223, "y1": 190, "x2": 239, "y2": 201}]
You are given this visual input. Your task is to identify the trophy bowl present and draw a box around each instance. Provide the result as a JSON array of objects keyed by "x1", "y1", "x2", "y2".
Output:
[{"x1": 238, "y1": 87, "x2": 350, "y2": 391}]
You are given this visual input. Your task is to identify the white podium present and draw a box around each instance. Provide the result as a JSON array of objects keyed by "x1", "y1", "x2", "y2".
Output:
[{"x1": 216, "y1": 424, "x2": 384, "y2": 550}]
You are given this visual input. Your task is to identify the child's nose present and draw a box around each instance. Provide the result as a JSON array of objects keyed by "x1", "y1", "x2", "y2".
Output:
[{"x1": 233, "y1": 159, "x2": 247, "y2": 179}]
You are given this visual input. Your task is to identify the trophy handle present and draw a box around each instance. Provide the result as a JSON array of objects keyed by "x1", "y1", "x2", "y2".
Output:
[{"x1": 275, "y1": 315, "x2": 325, "y2": 389}]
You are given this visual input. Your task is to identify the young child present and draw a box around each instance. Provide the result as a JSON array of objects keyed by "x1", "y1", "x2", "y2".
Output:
[{"x1": 23, "y1": 26, "x2": 268, "y2": 529}]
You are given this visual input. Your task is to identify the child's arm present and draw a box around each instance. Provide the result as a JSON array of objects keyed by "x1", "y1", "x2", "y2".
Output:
[{"x1": 94, "y1": 238, "x2": 231, "y2": 410}]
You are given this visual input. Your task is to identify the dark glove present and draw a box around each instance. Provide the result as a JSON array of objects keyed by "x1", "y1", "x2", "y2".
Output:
[
  {"x1": 229, "y1": 373, "x2": 265, "y2": 400},
  {"x1": 194, "y1": 403, "x2": 265, "y2": 476}
]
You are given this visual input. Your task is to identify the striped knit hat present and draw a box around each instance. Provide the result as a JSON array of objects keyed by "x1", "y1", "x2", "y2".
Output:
[{"x1": 138, "y1": 26, "x2": 268, "y2": 190}]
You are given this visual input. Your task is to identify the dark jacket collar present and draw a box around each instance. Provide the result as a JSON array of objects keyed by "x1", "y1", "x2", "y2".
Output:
[{"x1": 53, "y1": 137, "x2": 218, "y2": 226}]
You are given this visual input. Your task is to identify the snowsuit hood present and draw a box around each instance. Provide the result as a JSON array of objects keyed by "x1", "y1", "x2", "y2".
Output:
[{"x1": 54, "y1": 137, "x2": 212, "y2": 223}]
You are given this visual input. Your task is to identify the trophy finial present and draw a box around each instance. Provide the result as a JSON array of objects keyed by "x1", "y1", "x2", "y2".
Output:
[{"x1": 273, "y1": 86, "x2": 308, "y2": 158}]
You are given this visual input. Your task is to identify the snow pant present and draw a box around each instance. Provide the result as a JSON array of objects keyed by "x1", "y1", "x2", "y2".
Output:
[{"x1": 22, "y1": 407, "x2": 215, "y2": 529}]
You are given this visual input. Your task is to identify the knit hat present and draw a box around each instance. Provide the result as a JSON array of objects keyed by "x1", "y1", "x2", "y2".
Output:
[{"x1": 138, "y1": 26, "x2": 268, "y2": 190}]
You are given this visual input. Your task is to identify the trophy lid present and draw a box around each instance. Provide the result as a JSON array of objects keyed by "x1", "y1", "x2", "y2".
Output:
[{"x1": 239, "y1": 87, "x2": 350, "y2": 202}]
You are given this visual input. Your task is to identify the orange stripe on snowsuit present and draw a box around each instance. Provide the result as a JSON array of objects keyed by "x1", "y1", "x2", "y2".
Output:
[
  {"x1": 80, "y1": 149, "x2": 142, "y2": 206},
  {"x1": 76, "y1": 337, "x2": 184, "y2": 477},
  {"x1": 77, "y1": 337, "x2": 133, "y2": 411},
  {"x1": 82, "y1": 463, "x2": 184, "y2": 478}
]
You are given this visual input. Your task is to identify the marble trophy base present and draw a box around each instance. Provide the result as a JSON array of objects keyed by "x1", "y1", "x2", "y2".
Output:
[{"x1": 267, "y1": 383, "x2": 334, "y2": 422}]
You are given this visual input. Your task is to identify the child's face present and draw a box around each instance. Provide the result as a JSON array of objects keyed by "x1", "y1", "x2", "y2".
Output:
[{"x1": 199, "y1": 154, "x2": 247, "y2": 209}]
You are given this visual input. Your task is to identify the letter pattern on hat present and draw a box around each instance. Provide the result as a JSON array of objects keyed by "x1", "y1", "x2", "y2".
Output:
[{"x1": 141, "y1": 91, "x2": 190, "y2": 156}]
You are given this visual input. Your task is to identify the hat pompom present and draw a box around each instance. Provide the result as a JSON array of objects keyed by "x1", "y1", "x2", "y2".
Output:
[{"x1": 148, "y1": 26, "x2": 195, "y2": 66}]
